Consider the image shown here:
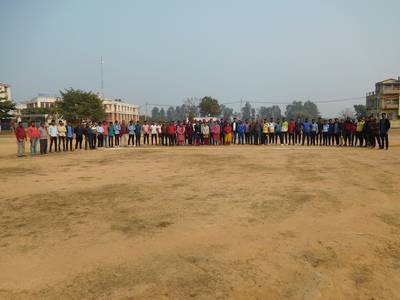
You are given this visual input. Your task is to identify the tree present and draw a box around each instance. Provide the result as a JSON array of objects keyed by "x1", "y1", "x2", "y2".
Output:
[
  {"x1": 183, "y1": 97, "x2": 199, "y2": 118},
  {"x1": 258, "y1": 105, "x2": 282, "y2": 120},
  {"x1": 354, "y1": 104, "x2": 367, "y2": 119},
  {"x1": 285, "y1": 101, "x2": 320, "y2": 120},
  {"x1": 340, "y1": 107, "x2": 355, "y2": 119},
  {"x1": 220, "y1": 104, "x2": 233, "y2": 120},
  {"x1": 151, "y1": 106, "x2": 160, "y2": 120},
  {"x1": 0, "y1": 98, "x2": 16, "y2": 119},
  {"x1": 159, "y1": 107, "x2": 166, "y2": 121},
  {"x1": 241, "y1": 101, "x2": 252, "y2": 119},
  {"x1": 60, "y1": 88, "x2": 105, "y2": 123},
  {"x1": 199, "y1": 96, "x2": 220, "y2": 117},
  {"x1": 166, "y1": 106, "x2": 175, "y2": 121}
]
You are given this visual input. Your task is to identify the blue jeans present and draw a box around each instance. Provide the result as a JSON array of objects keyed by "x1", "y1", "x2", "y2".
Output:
[
  {"x1": 30, "y1": 138, "x2": 38, "y2": 154},
  {"x1": 238, "y1": 133, "x2": 245, "y2": 144}
]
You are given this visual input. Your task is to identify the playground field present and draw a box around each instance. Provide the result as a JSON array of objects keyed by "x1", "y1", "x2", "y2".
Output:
[{"x1": 0, "y1": 131, "x2": 399, "y2": 299}]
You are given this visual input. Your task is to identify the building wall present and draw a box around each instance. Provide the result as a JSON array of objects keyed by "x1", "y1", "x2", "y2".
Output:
[
  {"x1": 0, "y1": 83, "x2": 12, "y2": 100},
  {"x1": 103, "y1": 100, "x2": 139, "y2": 123}
]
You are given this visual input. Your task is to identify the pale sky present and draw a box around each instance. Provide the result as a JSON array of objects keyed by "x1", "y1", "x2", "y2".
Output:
[{"x1": 1, "y1": 0, "x2": 399, "y2": 117}]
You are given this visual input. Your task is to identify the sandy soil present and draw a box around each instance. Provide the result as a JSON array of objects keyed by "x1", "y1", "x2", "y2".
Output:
[{"x1": 0, "y1": 131, "x2": 399, "y2": 300}]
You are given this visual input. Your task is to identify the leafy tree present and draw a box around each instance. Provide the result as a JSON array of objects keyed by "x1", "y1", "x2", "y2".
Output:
[
  {"x1": 159, "y1": 107, "x2": 166, "y2": 121},
  {"x1": 199, "y1": 96, "x2": 220, "y2": 117},
  {"x1": 241, "y1": 101, "x2": 252, "y2": 119},
  {"x1": 285, "y1": 101, "x2": 319, "y2": 120},
  {"x1": 251, "y1": 108, "x2": 256, "y2": 119},
  {"x1": 0, "y1": 97, "x2": 16, "y2": 119},
  {"x1": 166, "y1": 106, "x2": 175, "y2": 121},
  {"x1": 60, "y1": 88, "x2": 105, "y2": 123},
  {"x1": 151, "y1": 106, "x2": 160, "y2": 120},
  {"x1": 220, "y1": 104, "x2": 233, "y2": 120},
  {"x1": 183, "y1": 97, "x2": 199, "y2": 118},
  {"x1": 354, "y1": 104, "x2": 367, "y2": 119},
  {"x1": 258, "y1": 105, "x2": 282, "y2": 120}
]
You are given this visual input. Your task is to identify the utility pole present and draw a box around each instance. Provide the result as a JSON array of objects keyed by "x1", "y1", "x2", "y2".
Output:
[
  {"x1": 100, "y1": 56, "x2": 104, "y2": 99},
  {"x1": 145, "y1": 102, "x2": 148, "y2": 121}
]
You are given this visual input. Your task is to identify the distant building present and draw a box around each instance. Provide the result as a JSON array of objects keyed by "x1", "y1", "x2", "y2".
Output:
[
  {"x1": 25, "y1": 94, "x2": 61, "y2": 109},
  {"x1": 366, "y1": 78, "x2": 400, "y2": 123},
  {"x1": 103, "y1": 98, "x2": 140, "y2": 122},
  {"x1": 0, "y1": 82, "x2": 12, "y2": 100}
]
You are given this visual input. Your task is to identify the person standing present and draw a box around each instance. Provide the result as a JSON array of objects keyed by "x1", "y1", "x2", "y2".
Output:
[
  {"x1": 356, "y1": 118, "x2": 365, "y2": 147},
  {"x1": 268, "y1": 118, "x2": 276, "y2": 145},
  {"x1": 343, "y1": 117, "x2": 352, "y2": 146},
  {"x1": 38, "y1": 122, "x2": 49, "y2": 154},
  {"x1": 262, "y1": 119, "x2": 269, "y2": 145},
  {"x1": 150, "y1": 122, "x2": 158, "y2": 145},
  {"x1": 114, "y1": 120, "x2": 121, "y2": 147},
  {"x1": 66, "y1": 121, "x2": 74, "y2": 151},
  {"x1": 74, "y1": 123, "x2": 84, "y2": 149},
  {"x1": 295, "y1": 118, "x2": 302, "y2": 145},
  {"x1": 108, "y1": 122, "x2": 115, "y2": 147},
  {"x1": 120, "y1": 120, "x2": 128, "y2": 147},
  {"x1": 96, "y1": 121, "x2": 104, "y2": 147},
  {"x1": 90, "y1": 122, "x2": 97, "y2": 149},
  {"x1": 281, "y1": 118, "x2": 288, "y2": 145},
  {"x1": 302, "y1": 118, "x2": 311, "y2": 146},
  {"x1": 310, "y1": 119, "x2": 318, "y2": 146},
  {"x1": 134, "y1": 121, "x2": 142, "y2": 147},
  {"x1": 167, "y1": 121, "x2": 176, "y2": 146},
  {"x1": 232, "y1": 118, "x2": 238, "y2": 144},
  {"x1": 244, "y1": 120, "x2": 251, "y2": 144},
  {"x1": 369, "y1": 117, "x2": 381, "y2": 149},
  {"x1": 288, "y1": 119, "x2": 295, "y2": 145},
  {"x1": 224, "y1": 122, "x2": 232, "y2": 145},
  {"x1": 328, "y1": 119, "x2": 334, "y2": 146},
  {"x1": 48, "y1": 120, "x2": 58, "y2": 152},
  {"x1": 128, "y1": 120, "x2": 136, "y2": 146},
  {"x1": 27, "y1": 121, "x2": 40, "y2": 155},
  {"x1": 220, "y1": 119, "x2": 225, "y2": 145},
  {"x1": 57, "y1": 121, "x2": 67, "y2": 151},
  {"x1": 379, "y1": 113, "x2": 391, "y2": 150},
  {"x1": 15, "y1": 121, "x2": 27, "y2": 157},
  {"x1": 185, "y1": 121, "x2": 193, "y2": 145},
  {"x1": 102, "y1": 121, "x2": 109, "y2": 148},
  {"x1": 177, "y1": 122, "x2": 186, "y2": 146},
  {"x1": 194, "y1": 120, "x2": 201, "y2": 146},
  {"x1": 350, "y1": 119, "x2": 357, "y2": 146},
  {"x1": 317, "y1": 117, "x2": 323, "y2": 145},
  {"x1": 213, "y1": 120, "x2": 221, "y2": 145},
  {"x1": 322, "y1": 120, "x2": 329, "y2": 146},
  {"x1": 142, "y1": 121, "x2": 150, "y2": 145},
  {"x1": 201, "y1": 121, "x2": 210, "y2": 145},
  {"x1": 238, "y1": 121, "x2": 245, "y2": 145},
  {"x1": 157, "y1": 122, "x2": 162, "y2": 145},
  {"x1": 333, "y1": 118, "x2": 340, "y2": 146},
  {"x1": 275, "y1": 119, "x2": 282, "y2": 145}
]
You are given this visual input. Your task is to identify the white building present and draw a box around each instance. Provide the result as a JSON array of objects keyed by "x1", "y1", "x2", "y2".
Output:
[
  {"x1": 25, "y1": 94, "x2": 61, "y2": 109},
  {"x1": 0, "y1": 82, "x2": 12, "y2": 100}
]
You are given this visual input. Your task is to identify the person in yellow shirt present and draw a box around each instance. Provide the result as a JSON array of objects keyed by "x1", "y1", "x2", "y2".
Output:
[
  {"x1": 356, "y1": 118, "x2": 365, "y2": 147},
  {"x1": 262, "y1": 119, "x2": 269, "y2": 145},
  {"x1": 57, "y1": 121, "x2": 67, "y2": 151}
]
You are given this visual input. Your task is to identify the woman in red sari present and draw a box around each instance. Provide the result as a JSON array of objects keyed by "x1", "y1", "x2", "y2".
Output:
[{"x1": 177, "y1": 122, "x2": 186, "y2": 146}]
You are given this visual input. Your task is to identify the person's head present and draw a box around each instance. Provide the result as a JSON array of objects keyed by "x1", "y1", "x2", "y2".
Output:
[
  {"x1": 18, "y1": 121, "x2": 23, "y2": 127},
  {"x1": 290, "y1": 118, "x2": 294, "y2": 122},
  {"x1": 282, "y1": 118, "x2": 286, "y2": 122},
  {"x1": 324, "y1": 119, "x2": 327, "y2": 124},
  {"x1": 40, "y1": 122, "x2": 45, "y2": 127},
  {"x1": 329, "y1": 118, "x2": 332, "y2": 123},
  {"x1": 30, "y1": 121, "x2": 35, "y2": 127},
  {"x1": 115, "y1": 120, "x2": 119, "y2": 124},
  {"x1": 67, "y1": 121, "x2": 71, "y2": 125},
  {"x1": 334, "y1": 118, "x2": 338, "y2": 122},
  {"x1": 305, "y1": 118, "x2": 309, "y2": 122},
  {"x1": 98, "y1": 121, "x2": 102, "y2": 126},
  {"x1": 381, "y1": 113, "x2": 386, "y2": 119},
  {"x1": 311, "y1": 119, "x2": 315, "y2": 123},
  {"x1": 270, "y1": 118, "x2": 273, "y2": 122},
  {"x1": 109, "y1": 121, "x2": 113, "y2": 126}
]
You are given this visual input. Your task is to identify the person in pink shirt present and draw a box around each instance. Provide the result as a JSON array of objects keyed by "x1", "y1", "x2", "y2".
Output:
[
  {"x1": 213, "y1": 121, "x2": 221, "y2": 145},
  {"x1": 142, "y1": 121, "x2": 150, "y2": 145},
  {"x1": 27, "y1": 121, "x2": 40, "y2": 155},
  {"x1": 176, "y1": 122, "x2": 186, "y2": 146}
]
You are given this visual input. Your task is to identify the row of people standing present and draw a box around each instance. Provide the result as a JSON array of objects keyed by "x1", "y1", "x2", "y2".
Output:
[{"x1": 14, "y1": 114, "x2": 391, "y2": 156}]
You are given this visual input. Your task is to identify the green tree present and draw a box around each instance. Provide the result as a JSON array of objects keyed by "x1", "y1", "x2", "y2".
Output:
[
  {"x1": 151, "y1": 106, "x2": 160, "y2": 120},
  {"x1": 159, "y1": 107, "x2": 166, "y2": 121},
  {"x1": 0, "y1": 97, "x2": 16, "y2": 119},
  {"x1": 258, "y1": 105, "x2": 282, "y2": 120},
  {"x1": 285, "y1": 101, "x2": 319, "y2": 120},
  {"x1": 60, "y1": 88, "x2": 105, "y2": 123},
  {"x1": 199, "y1": 96, "x2": 220, "y2": 117},
  {"x1": 353, "y1": 104, "x2": 367, "y2": 119},
  {"x1": 220, "y1": 104, "x2": 233, "y2": 120},
  {"x1": 241, "y1": 101, "x2": 252, "y2": 119},
  {"x1": 166, "y1": 106, "x2": 175, "y2": 121}
]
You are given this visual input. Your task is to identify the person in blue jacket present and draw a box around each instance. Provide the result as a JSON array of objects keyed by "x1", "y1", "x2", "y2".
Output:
[
  {"x1": 237, "y1": 121, "x2": 246, "y2": 145},
  {"x1": 302, "y1": 118, "x2": 311, "y2": 146},
  {"x1": 134, "y1": 121, "x2": 142, "y2": 147}
]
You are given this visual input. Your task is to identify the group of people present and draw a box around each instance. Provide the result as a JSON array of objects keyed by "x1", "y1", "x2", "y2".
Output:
[{"x1": 14, "y1": 113, "x2": 392, "y2": 157}]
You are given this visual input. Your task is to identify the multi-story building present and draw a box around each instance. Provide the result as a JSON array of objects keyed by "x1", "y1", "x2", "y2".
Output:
[
  {"x1": 366, "y1": 78, "x2": 400, "y2": 124},
  {"x1": 25, "y1": 94, "x2": 61, "y2": 109},
  {"x1": 103, "y1": 98, "x2": 140, "y2": 122},
  {"x1": 0, "y1": 82, "x2": 12, "y2": 100}
]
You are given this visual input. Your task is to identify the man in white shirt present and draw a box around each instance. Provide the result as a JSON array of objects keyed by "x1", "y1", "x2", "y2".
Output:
[
  {"x1": 96, "y1": 121, "x2": 104, "y2": 147},
  {"x1": 150, "y1": 122, "x2": 158, "y2": 145},
  {"x1": 268, "y1": 118, "x2": 276, "y2": 144},
  {"x1": 48, "y1": 120, "x2": 58, "y2": 152}
]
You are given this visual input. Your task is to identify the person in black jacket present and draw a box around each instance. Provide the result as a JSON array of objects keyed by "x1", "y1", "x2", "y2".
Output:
[
  {"x1": 74, "y1": 123, "x2": 84, "y2": 149},
  {"x1": 379, "y1": 113, "x2": 391, "y2": 150}
]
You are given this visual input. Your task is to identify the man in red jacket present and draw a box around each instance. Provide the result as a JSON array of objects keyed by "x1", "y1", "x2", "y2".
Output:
[
  {"x1": 15, "y1": 121, "x2": 27, "y2": 157},
  {"x1": 167, "y1": 122, "x2": 177, "y2": 146}
]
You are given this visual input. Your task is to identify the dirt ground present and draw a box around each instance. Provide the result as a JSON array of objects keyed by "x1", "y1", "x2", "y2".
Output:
[{"x1": 0, "y1": 131, "x2": 399, "y2": 300}]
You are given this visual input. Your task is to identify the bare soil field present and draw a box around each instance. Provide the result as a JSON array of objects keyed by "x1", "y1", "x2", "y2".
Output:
[{"x1": 0, "y1": 131, "x2": 399, "y2": 300}]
